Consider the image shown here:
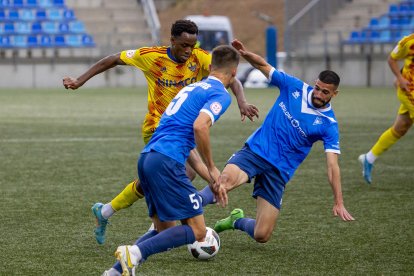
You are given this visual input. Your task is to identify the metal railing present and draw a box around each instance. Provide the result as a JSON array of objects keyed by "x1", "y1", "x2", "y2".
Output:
[{"x1": 140, "y1": 0, "x2": 161, "y2": 45}]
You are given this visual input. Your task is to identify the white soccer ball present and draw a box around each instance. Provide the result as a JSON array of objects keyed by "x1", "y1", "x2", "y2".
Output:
[{"x1": 187, "y1": 227, "x2": 220, "y2": 260}]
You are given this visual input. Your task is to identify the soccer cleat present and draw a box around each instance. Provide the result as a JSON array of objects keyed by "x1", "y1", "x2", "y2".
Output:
[
  {"x1": 214, "y1": 208, "x2": 244, "y2": 233},
  {"x1": 92, "y1": 202, "x2": 109, "y2": 245},
  {"x1": 115, "y1": 246, "x2": 140, "y2": 276},
  {"x1": 358, "y1": 154, "x2": 373, "y2": 184},
  {"x1": 101, "y1": 268, "x2": 122, "y2": 276}
]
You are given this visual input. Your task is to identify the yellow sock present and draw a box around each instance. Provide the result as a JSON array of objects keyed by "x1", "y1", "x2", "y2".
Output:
[
  {"x1": 110, "y1": 180, "x2": 144, "y2": 211},
  {"x1": 371, "y1": 127, "x2": 401, "y2": 157}
]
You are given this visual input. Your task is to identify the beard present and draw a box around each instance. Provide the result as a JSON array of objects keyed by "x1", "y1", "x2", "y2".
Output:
[{"x1": 311, "y1": 95, "x2": 329, "y2": 108}]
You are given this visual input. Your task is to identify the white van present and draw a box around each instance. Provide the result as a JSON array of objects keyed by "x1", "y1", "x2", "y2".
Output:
[{"x1": 185, "y1": 15, "x2": 233, "y2": 51}]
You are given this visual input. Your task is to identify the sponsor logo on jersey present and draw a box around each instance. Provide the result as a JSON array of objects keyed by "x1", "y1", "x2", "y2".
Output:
[
  {"x1": 279, "y1": 101, "x2": 307, "y2": 138},
  {"x1": 210, "y1": 102, "x2": 222, "y2": 115},
  {"x1": 160, "y1": 66, "x2": 167, "y2": 73},
  {"x1": 126, "y1": 50, "x2": 136, "y2": 58},
  {"x1": 157, "y1": 77, "x2": 197, "y2": 88},
  {"x1": 292, "y1": 91, "x2": 300, "y2": 99},
  {"x1": 188, "y1": 62, "x2": 197, "y2": 72},
  {"x1": 313, "y1": 116, "x2": 323, "y2": 125}
]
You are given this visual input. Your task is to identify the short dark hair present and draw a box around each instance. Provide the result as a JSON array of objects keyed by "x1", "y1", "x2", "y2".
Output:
[
  {"x1": 318, "y1": 70, "x2": 340, "y2": 87},
  {"x1": 171, "y1": 19, "x2": 198, "y2": 37},
  {"x1": 211, "y1": 45, "x2": 240, "y2": 69}
]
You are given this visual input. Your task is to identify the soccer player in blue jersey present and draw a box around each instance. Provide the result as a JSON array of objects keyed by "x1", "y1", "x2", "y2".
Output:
[
  {"x1": 102, "y1": 45, "x2": 240, "y2": 276},
  {"x1": 211, "y1": 40, "x2": 354, "y2": 244}
]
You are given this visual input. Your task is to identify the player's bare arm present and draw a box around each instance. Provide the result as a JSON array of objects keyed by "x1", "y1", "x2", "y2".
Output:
[
  {"x1": 232, "y1": 39, "x2": 273, "y2": 78},
  {"x1": 229, "y1": 78, "x2": 259, "y2": 122},
  {"x1": 193, "y1": 112, "x2": 220, "y2": 189},
  {"x1": 187, "y1": 149, "x2": 217, "y2": 184},
  {"x1": 326, "y1": 152, "x2": 355, "y2": 221},
  {"x1": 63, "y1": 53, "x2": 126, "y2": 90},
  {"x1": 388, "y1": 55, "x2": 410, "y2": 91}
]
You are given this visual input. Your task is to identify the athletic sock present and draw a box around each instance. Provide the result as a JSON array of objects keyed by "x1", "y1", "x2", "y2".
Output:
[
  {"x1": 198, "y1": 185, "x2": 216, "y2": 206},
  {"x1": 366, "y1": 151, "x2": 377, "y2": 164},
  {"x1": 371, "y1": 127, "x2": 401, "y2": 158},
  {"x1": 234, "y1": 218, "x2": 255, "y2": 239},
  {"x1": 137, "y1": 225, "x2": 196, "y2": 260},
  {"x1": 110, "y1": 180, "x2": 143, "y2": 211},
  {"x1": 112, "y1": 230, "x2": 158, "y2": 273},
  {"x1": 101, "y1": 203, "x2": 115, "y2": 219}
]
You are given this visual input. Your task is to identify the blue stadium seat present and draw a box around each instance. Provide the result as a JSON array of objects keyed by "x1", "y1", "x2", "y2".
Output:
[
  {"x1": 389, "y1": 4, "x2": 398, "y2": 14},
  {"x1": 36, "y1": 9, "x2": 47, "y2": 20},
  {"x1": 9, "y1": 10, "x2": 19, "y2": 20},
  {"x1": 31, "y1": 22, "x2": 42, "y2": 33},
  {"x1": 13, "y1": 35, "x2": 27, "y2": 47},
  {"x1": 26, "y1": 0, "x2": 38, "y2": 7},
  {"x1": 39, "y1": 0, "x2": 52, "y2": 7},
  {"x1": 58, "y1": 22, "x2": 68, "y2": 32},
  {"x1": 13, "y1": 0, "x2": 23, "y2": 8},
  {"x1": 82, "y1": 34, "x2": 94, "y2": 47},
  {"x1": 0, "y1": 23, "x2": 4, "y2": 34},
  {"x1": 0, "y1": 35, "x2": 11, "y2": 47},
  {"x1": 66, "y1": 34, "x2": 81, "y2": 46},
  {"x1": 69, "y1": 21, "x2": 84, "y2": 33},
  {"x1": 27, "y1": 34, "x2": 38, "y2": 46},
  {"x1": 48, "y1": 8, "x2": 62, "y2": 20},
  {"x1": 54, "y1": 34, "x2": 65, "y2": 46},
  {"x1": 369, "y1": 18, "x2": 379, "y2": 29},
  {"x1": 39, "y1": 34, "x2": 51, "y2": 47},
  {"x1": 16, "y1": 22, "x2": 31, "y2": 33},
  {"x1": 378, "y1": 30, "x2": 392, "y2": 43},
  {"x1": 347, "y1": 31, "x2": 360, "y2": 43},
  {"x1": 53, "y1": 0, "x2": 64, "y2": 6},
  {"x1": 0, "y1": 10, "x2": 5, "y2": 20},
  {"x1": 0, "y1": 0, "x2": 11, "y2": 8},
  {"x1": 63, "y1": 9, "x2": 74, "y2": 20},
  {"x1": 21, "y1": 9, "x2": 36, "y2": 20},
  {"x1": 42, "y1": 21, "x2": 57, "y2": 33},
  {"x1": 378, "y1": 15, "x2": 390, "y2": 28},
  {"x1": 4, "y1": 22, "x2": 14, "y2": 33}
]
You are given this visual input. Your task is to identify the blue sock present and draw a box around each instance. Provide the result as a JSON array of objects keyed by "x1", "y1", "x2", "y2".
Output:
[
  {"x1": 113, "y1": 230, "x2": 158, "y2": 272},
  {"x1": 234, "y1": 218, "x2": 255, "y2": 239},
  {"x1": 138, "y1": 225, "x2": 196, "y2": 260},
  {"x1": 198, "y1": 185, "x2": 215, "y2": 206}
]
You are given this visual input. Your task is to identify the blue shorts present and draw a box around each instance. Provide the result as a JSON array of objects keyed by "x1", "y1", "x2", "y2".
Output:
[
  {"x1": 138, "y1": 151, "x2": 203, "y2": 222},
  {"x1": 227, "y1": 145, "x2": 286, "y2": 210}
]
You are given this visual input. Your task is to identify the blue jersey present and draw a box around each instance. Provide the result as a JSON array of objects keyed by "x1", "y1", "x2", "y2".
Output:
[
  {"x1": 246, "y1": 68, "x2": 340, "y2": 183},
  {"x1": 142, "y1": 76, "x2": 232, "y2": 164}
]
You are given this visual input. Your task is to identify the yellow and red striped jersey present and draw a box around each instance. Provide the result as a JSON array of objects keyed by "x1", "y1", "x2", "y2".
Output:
[
  {"x1": 120, "y1": 46, "x2": 211, "y2": 143},
  {"x1": 391, "y1": 33, "x2": 414, "y2": 82}
]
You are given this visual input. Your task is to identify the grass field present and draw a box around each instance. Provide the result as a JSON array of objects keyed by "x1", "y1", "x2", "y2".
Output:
[{"x1": 0, "y1": 86, "x2": 413, "y2": 275}]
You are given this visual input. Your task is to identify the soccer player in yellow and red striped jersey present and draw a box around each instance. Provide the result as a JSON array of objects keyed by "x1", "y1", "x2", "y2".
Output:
[
  {"x1": 359, "y1": 33, "x2": 414, "y2": 184},
  {"x1": 62, "y1": 19, "x2": 259, "y2": 245}
]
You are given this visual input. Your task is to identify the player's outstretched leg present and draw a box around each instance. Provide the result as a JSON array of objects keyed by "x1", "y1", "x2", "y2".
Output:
[
  {"x1": 358, "y1": 154, "x2": 373, "y2": 184},
  {"x1": 92, "y1": 202, "x2": 109, "y2": 244},
  {"x1": 214, "y1": 208, "x2": 244, "y2": 233}
]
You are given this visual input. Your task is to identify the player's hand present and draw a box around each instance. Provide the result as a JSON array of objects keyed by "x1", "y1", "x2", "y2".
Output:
[
  {"x1": 214, "y1": 184, "x2": 228, "y2": 208},
  {"x1": 63, "y1": 77, "x2": 82, "y2": 90},
  {"x1": 231, "y1": 39, "x2": 247, "y2": 55},
  {"x1": 333, "y1": 203, "x2": 355, "y2": 221},
  {"x1": 239, "y1": 102, "x2": 259, "y2": 122},
  {"x1": 397, "y1": 77, "x2": 411, "y2": 92}
]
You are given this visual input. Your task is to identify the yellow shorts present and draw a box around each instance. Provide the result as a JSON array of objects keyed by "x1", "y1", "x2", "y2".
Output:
[{"x1": 397, "y1": 88, "x2": 414, "y2": 119}]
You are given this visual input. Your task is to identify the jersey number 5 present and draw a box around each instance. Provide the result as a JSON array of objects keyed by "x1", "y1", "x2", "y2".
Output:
[{"x1": 165, "y1": 86, "x2": 195, "y2": 116}]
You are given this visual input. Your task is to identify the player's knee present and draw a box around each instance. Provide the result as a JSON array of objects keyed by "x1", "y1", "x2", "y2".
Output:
[{"x1": 254, "y1": 232, "x2": 271, "y2": 243}]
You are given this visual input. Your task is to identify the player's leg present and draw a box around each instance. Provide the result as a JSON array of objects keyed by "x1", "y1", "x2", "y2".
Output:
[
  {"x1": 92, "y1": 179, "x2": 144, "y2": 244},
  {"x1": 359, "y1": 111, "x2": 412, "y2": 184}
]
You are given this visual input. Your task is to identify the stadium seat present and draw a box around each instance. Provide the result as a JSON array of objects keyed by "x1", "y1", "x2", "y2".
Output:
[
  {"x1": 13, "y1": 35, "x2": 27, "y2": 47},
  {"x1": 58, "y1": 22, "x2": 68, "y2": 32},
  {"x1": 9, "y1": 10, "x2": 19, "y2": 20},
  {"x1": 36, "y1": 10, "x2": 47, "y2": 20},
  {"x1": 42, "y1": 21, "x2": 57, "y2": 33},
  {"x1": 21, "y1": 9, "x2": 36, "y2": 21},
  {"x1": 39, "y1": 34, "x2": 51, "y2": 46},
  {"x1": 378, "y1": 30, "x2": 392, "y2": 43},
  {"x1": 0, "y1": 24, "x2": 4, "y2": 34},
  {"x1": 63, "y1": 9, "x2": 74, "y2": 20},
  {"x1": 16, "y1": 22, "x2": 31, "y2": 34},
  {"x1": 347, "y1": 31, "x2": 360, "y2": 43},
  {"x1": 53, "y1": 0, "x2": 64, "y2": 6},
  {"x1": 389, "y1": 4, "x2": 398, "y2": 14},
  {"x1": 4, "y1": 22, "x2": 14, "y2": 33},
  {"x1": 0, "y1": 35, "x2": 11, "y2": 47},
  {"x1": 369, "y1": 18, "x2": 379, "y2": 29},
  {"x1": 39, "y1": 0, "x2": 52, "y2": 8},
  {"x1": 27, "y1": 34, "x2": 38, "y2": 46},
  {"x1": 66, "y1": 34, "x2": 81, "y2": 46},
  {"x1": 54, "y1": 34, "x2": 65, "y2": 46},
  {"x1": 0, "y1": 10, "x2": 5, "y2": 20},
  {"x1": 48, "y1": 8, "x2": 62, "y2": 20},
  {"x1": 26, "y1": 0, "x2": 38, "y2": 7},
  {"x1": 69, "y1": 21, "x2": 84, "y2": 33},
  {"x1": 13, "y1": 0, "x2": 23, "y2": 8},
  {"x1": 0, "y1": 0, "x2": 11, "y2": 8},
  {"x1": 31, "y1": 22, "x2": 42, "y2": 33},
  {"x1": 81, "y1": 34, "x2": 94, "y2": 47}
]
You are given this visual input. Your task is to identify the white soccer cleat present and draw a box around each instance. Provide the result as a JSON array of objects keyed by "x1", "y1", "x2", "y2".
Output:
[
  {"x1": 101, "y1": 268, "x2": 121, "y2": 276},
  {"x1": 115, "y1": 245, "x2": 140, "y2": 276}
]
